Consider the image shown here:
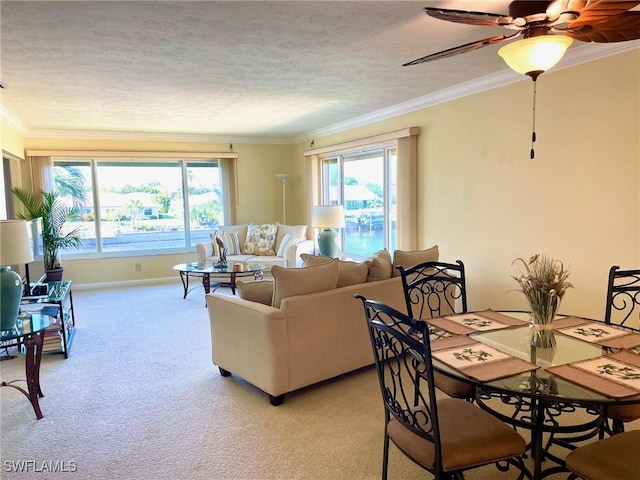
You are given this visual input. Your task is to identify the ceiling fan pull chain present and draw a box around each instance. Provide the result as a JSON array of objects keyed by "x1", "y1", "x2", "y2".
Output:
[{"x1": 530, "y1": 79, "x2": 537, "y2": 159}]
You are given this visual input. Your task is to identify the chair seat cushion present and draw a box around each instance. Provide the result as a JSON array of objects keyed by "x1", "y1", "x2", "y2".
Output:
[
  {"x1": 607, "y1": 402, "x2": 640, "y2": 422},
  {"x1": 387, "y1": 398, "x2": 525, "y2": 472},
  {"x1": 565, "y1": 430, "x2": 640, "y2": 480},
  {"x1": 433, "y1": 371, "x2": 473, "y2": 399}
]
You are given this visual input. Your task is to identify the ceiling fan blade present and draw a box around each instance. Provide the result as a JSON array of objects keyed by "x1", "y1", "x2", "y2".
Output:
[
  {"x1": 403, "y1": 33, "x2": 520, "y2": 67},
  {"x1": 423, "y1": 7, "x2": 513, "y2": 28},
  {"x1": 561, "y1": 11, "x2": 640, "y2": 41},
  {"x1": 559, "y1": 1, "x2": 640, "y2": 42}
]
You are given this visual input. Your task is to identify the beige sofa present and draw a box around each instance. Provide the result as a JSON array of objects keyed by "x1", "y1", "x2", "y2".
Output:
[
  {"x1": 206, "y1": 246, "x2": 440, "y2": 405},
  {"x1": 195, "y1": 223, "x2": 314, "y2": 268}
]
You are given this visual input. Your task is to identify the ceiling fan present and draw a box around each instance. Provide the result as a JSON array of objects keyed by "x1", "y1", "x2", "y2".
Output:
[
  {"x1": 405, "y1": 0, "x2": 640, "y2": 78},
  {"x1": 405, "y1": 1, "x2": 640, "y2": 159}
]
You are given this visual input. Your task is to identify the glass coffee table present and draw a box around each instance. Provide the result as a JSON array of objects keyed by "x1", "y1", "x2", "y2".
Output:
[{"x1": 173, "y1": 262, "x2": 266, "y2": 299}]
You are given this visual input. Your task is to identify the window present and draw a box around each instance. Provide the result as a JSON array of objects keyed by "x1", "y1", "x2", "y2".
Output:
[
  {"x1": 52, "y1": 158, "x2": 224, "y2": 256},
  {"x1": 321, "y1": 146, "x2": 397, "y2": 258}
]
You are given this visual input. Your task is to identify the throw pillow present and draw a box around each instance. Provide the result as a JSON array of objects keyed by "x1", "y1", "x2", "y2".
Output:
[
  {"x1": 243, "y1": 224, "x2": 278, "y2": 255},
  {"x1": 392, "y1": 245, "x2": 440, "y2": 277},
  {"x1": 237, "y1": 279, "x2": 274, "y2": 306},
  {"x1": 275, "y1": 224, "x2": 307, "y2": 253},
  {"x1": 219, "y1": 225, "x2": 248, "y2": 249},
  {"x1": 363, "y1": 249, "x2": 393, "y2": 282},
  {"x1": 300, "y1": 253, "x2": 332, "y2": 266},
  {"x1": 271, "y1": 259, "x2": 340, "y2": 308},
  {"x1": 276, "y1": 233, "x2": 299, "y2": 258},
  {"x1": 300, "y1": 254, "x2": 368, "y2": 288},
  {"x1": 223, "y1": 232, "x2": 241, "y2": 255},
  {"x1": 336, "y1": 260, "x2": 369, "y2": 288}
]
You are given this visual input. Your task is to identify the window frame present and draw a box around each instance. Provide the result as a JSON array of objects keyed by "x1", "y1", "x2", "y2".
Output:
[{"x1": 23, "y1": 150, "x2": 238, "y2": 259}]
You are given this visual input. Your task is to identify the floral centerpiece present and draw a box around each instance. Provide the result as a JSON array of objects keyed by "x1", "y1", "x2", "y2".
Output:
[{"x1": 512, "y1": 254, "x2": 572, "y2": 349}]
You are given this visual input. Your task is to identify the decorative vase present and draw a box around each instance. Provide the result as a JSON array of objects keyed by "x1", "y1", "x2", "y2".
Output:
[{"x1": 528, "y1": 293, "x2": 559, "y2": 349}]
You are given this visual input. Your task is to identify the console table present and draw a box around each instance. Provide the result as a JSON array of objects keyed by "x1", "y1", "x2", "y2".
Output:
[{"x1": 21, "y1": 280, "x2": 76, "y2": 358}]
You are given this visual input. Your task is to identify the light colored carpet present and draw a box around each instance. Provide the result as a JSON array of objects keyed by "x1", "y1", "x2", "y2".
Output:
[{"x1": 1, "y1": 282, "x2": 637, "y2": 480}]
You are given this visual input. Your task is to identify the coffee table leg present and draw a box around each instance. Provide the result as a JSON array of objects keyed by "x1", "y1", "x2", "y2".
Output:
[
  {"x1": 230, "y1": 272, "x2": 237, "y2": 295},
  {"x1": 179, "y1": 271, "x2": 189, "y2": 299},
  {"x1": 202, "y1": 273, "x2": 211, "y2": 294}
]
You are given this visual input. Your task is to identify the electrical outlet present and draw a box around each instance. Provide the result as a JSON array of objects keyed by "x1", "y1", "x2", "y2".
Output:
[{"x1": 135, "y1": 263, "x2": 142, "y2": 272}]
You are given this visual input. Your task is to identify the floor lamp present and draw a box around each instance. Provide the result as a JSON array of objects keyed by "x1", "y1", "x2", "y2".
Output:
[{"x1": 275, "y1": 174, "x2": 289, "y2": 224}]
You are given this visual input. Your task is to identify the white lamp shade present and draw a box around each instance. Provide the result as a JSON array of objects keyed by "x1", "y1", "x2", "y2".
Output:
[
  {"x1": 312, "y1": 205, "x2": 345, "y2": 229},
  {"x1": 498, "y1": 36, "x2": 573, "y2": 76},
  {"x1": 0, "y1": 220, "x2": 35, "y2": 266}
]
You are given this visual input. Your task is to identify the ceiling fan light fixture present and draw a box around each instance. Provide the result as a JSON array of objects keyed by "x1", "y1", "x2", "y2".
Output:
[{"x1": 498, "y1": 35, "x2": 573, "y2": 79}]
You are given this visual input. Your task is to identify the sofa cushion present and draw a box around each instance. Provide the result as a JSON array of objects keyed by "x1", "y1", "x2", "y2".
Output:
[
  {"x1": 271, "y1": 259, "x2": 340, "y2": 308},
  {"x1": 243, "y1": 223, "x2": 278, "y2": 255},
  {"x1": 364, "y1": 249, "x2": 393, "y2": 282},
  {"x1": 300, "y1": 253, "x2": 369, "y2": 288},
  {"x1": 275, "y1": 224, "x2": 307, "y2": 252},
  {"x1": 276, "y1": 233, "x2": 299, "y2": 257},
  {"x1": 392, "y1": 245, "x2": 440, "y2": 277},
  {"x1": 237, "y1": 279, "x2": 274, "y2": 306}
]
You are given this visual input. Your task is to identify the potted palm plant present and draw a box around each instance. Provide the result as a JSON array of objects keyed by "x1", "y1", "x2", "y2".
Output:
[{"x1": 12, "y1": 188, "x2": 83, "y2": 282}]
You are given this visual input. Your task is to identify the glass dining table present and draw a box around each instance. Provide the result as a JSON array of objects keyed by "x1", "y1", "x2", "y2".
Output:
[{"x1": 427, "y1": 310, "x2": 640, "y2": 480}]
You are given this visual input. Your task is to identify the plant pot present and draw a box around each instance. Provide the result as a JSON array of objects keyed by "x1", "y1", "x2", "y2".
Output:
[{"x1": 45, "y1": 267, "x2": 64, "y2": 283}]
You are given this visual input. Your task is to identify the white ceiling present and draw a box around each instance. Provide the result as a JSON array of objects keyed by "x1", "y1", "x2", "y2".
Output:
[{"x1": 1, "y1": 1, "x2": 638, "y2": 143}]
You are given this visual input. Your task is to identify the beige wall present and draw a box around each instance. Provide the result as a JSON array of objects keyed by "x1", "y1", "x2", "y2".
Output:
[{"x1": 295, "y1": 50, "x2": 640, "y2": 319}]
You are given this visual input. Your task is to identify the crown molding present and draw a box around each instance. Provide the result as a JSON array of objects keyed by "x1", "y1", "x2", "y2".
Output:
[
  {"x1": 1, "y1": 105, "x2": 27, "y2": 135},
  {"x1": 292, "y1": 41, "x2": 640, "y2": 144}
]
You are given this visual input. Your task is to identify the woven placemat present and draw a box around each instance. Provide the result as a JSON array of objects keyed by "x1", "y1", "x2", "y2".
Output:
[
  {"x1": 427, "y1": 310, "x2": 527, "y2": 335},
  {"x1": 554, "y1": 317, "x2": 640, "y2": 349},
  {"x1": 547, "y1": 350, "x2": 640, "y2": 398},
  {"x1": 431, "y1": 341, "x2": 538, "y2": 382}
]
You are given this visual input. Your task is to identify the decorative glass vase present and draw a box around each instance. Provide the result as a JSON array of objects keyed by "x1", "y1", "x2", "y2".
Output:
[{"x1": 528, "y1": 293, "x2": 559, "y2": 349}]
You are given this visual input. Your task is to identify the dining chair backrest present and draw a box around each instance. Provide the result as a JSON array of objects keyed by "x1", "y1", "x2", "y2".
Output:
[
  {"x1": 605, "y1": 265, "x2": 640, "y2": 331},
  {"x1": 397, "y1": 260, "x2": 467, "y2": 320},
  {"x1": 354, "y1": 295, "x2": 444, "y2": 469}
]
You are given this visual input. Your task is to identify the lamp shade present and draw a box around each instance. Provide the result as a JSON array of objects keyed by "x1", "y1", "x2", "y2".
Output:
[
  {"x1": 1, "y1": 220, "x2": 33, "y2": 333},
  {"x1": 312, "y1": 205, "x2": 345, "y2": 229},
  {"x1": 498, "y1": 36, "x2": 573, "y2": 77},
  {"x1": 0, "y1": 220, "x2": 34, "y2": 266}
]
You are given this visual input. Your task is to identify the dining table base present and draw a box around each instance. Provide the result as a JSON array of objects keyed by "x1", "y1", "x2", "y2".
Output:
[{"x1": 476, "y1": 390, "x2": 603, "y2": 480}]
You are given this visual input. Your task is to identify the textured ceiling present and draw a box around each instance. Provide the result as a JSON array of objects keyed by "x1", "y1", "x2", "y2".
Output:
[{"x1": 0, "y1": 1, "x2": 637, "y2": 143}]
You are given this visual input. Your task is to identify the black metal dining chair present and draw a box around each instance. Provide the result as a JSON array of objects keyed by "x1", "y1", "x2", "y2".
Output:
[
  {"x1": 355, "y1": 295, "x2": 531, "y2": 480},
  {"x1": 397, "y1": 260, "x2": 474, "y2": 401},
  {"x1": 602, "y1": 265, "x2": 640, "y2": 434},
  {"x1": 566, "y1": 430, "x2": 640, "y2": 480}
]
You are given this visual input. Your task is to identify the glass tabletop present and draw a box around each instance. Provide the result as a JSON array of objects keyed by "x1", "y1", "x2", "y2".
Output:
[
  {"x1": 174, "y1": 262, "x2": 267, "y2": 274},
  {"x1": 431, "y1": 311, "x2": 640, "y2": 405},
  {"x1": 0, "y1": 313, "x2": 52, "y2": 341}
]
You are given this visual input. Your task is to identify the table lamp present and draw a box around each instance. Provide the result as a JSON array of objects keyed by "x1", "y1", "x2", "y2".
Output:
[
  {"x1": 312, "y1": 205, "x2": 345, "y2": 258},
  {"x1": 0, "y1": 220, "x2": 34, "y2": 332}
]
